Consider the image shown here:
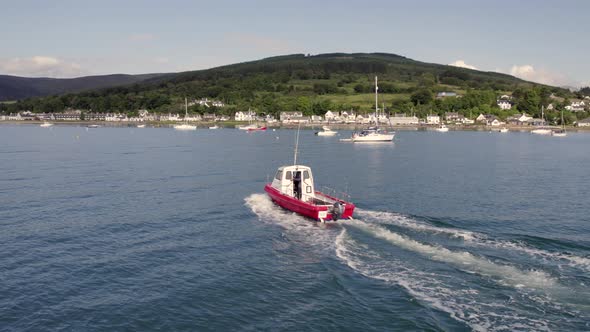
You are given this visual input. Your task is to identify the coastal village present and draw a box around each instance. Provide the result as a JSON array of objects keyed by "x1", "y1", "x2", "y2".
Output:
[{"x1": 2, "y1": 95, "x2": 590, "y2": 128}]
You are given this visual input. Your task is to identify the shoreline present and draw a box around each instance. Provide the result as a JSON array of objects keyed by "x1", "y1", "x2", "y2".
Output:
[{"x1": 1, "y1": 120, "x2": 588, "y2": 132}]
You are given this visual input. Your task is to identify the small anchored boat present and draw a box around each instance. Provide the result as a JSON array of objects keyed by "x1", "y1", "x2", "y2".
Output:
[
  {"x1": 40, "y1": 122, "x2": 53, "y2": 127},
  {"x1": 316, "y1": 126, "x2": 337, "y2": 136},
  {"x1": 247, "y1": 125, "x2": 267, "y2": 132},
  {"x1": 265, "y1": 126, "x2": 355, "y2": 222}
]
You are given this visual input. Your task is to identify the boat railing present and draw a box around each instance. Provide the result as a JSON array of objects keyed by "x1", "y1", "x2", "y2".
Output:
[{"x1": 317, "y1": 186, "x2": 351, "y2": 202}]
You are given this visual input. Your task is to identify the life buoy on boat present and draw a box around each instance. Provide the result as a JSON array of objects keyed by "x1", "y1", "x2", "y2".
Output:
[{"x1": 332, "y1": 202, "x2": 343, "y2": 221}]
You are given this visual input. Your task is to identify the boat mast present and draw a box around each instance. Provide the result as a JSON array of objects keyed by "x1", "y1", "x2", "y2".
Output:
[
  {"x1": 375, "y1": 76, "x2": 378, "y2": 125},
  {"x1": 561, "y1": 108, "x2": 565, "y2": 129},
  {"x1": 293, "y1": 123, "x2": 301, "y2": 166},
  {"x1": 185, "y1": 97, "x2": 188, "y2": 123}
]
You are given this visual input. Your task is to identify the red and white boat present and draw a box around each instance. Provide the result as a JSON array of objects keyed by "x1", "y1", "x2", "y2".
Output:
[
  {"x1": 265, "y1": 165, "x2": 355, "y2": 222},
  {"x1": 247, "y1": 125, "x2": 267, "y2": 132}
]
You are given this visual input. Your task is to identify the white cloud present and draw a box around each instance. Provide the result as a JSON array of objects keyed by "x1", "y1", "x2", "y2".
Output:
[
  {"x1": 508, "y1": 64, "x2": 570, "y2": 86},
  {"x1": 448, "y1": 60, "x2": 478, "y2": 70},
  {"x1": 0, "y1": 56, "x2": 84, "y2": 77}
]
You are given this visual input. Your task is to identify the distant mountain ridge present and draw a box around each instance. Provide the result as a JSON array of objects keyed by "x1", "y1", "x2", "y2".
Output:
[{"x1": 0, "y1": 73, "x2": 164, "y2": 101}]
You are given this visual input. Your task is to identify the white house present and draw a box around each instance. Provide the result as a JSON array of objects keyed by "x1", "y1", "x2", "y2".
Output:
[
  {"x1": 185, "y1": 114, "x2": 202, "y2": 122},
  {"x1": 565, "y1": 101, "x2": 585, "y2": 112},
  {"x1": 489, "y1": 119, "x2": 503, "y2": 126},
  {"x1": 444, "y1": 112, "x2": 464, "y2": 123},
  {"x1": 426, "y1": 114, "x2": 440, "y2": 124},
  {"x1": 577, "y1": 117, "x2": 590, "y2": 127},
  {"x1": 8, "y1": 113, "x2": 22, "y2": 120},
  {"x1": 324, "y1": 111, "x2": 337, "y2": 122},
  {"x1": 235, "y1": 110, "x2": 256, "y2": 121},
  {"x1": 436, "y1": 92, "x2": 458, "y2": 98},
  {"x1": 390, "y1": 114, "x2": 419, "y2": 125},
  {"x1": 310, "y1": 115, "x2": 323, "y2": 123},
  {"x1": 159, "y1": 113, "x2": 181, "y2": 121},
  {"x1": 280, "y1": 111, "x2": 303, "y2": 122},
  {"x1": 283, "y1": 116, "x2": 310, "y2": 124},
  {"x1": 497, "y1": 100, "x2": 512, "y2": 110},
  {"x1": 475, "y1": 114, "x2": 487, "y2": 122},
  {"x1": 340, "y1": 111, "x2": 356, "y2": 123}
]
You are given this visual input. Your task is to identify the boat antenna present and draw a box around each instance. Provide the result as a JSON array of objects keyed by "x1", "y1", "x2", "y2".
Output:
[{"x1": 293, "y1": 122, "x2": 301, "y2": 166}]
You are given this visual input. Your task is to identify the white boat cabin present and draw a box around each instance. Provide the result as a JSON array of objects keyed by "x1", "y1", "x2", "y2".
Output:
[{"x1": 271, "y1": 165, "x2": 316, "y2": 202}]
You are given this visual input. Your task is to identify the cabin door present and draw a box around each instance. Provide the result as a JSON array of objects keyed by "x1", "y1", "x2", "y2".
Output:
[{"x1": 293, "y1": 171, "x2": 302, "y2": 200}]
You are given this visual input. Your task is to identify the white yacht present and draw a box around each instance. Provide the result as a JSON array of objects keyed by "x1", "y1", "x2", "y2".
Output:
[
  {"x1": 174, "y1": 98, "x2": 197, "y2": 131},
  {"x1": 137, "y1": 124, "x2": 146, "y2": 128},
  {"x1": 531, "y1": 105, "x2": 551, "y2": 135},
  {"x1": 209, "y1": 125, "x2": 219, "y2": 129},
  {"x1": 499, "y1": 127, "x2": 509, "y2": 133},
  {"x1": 316, "y1": 126, "x2": 337, "y2": 136},
  {"x1": 345, "y1": 76, "x2": 394, "y2": 142},
  {"x1": 40, "y1": 122, "x2": 53, "y2": 127},
  {"x1": 434, "y1": 124, "x2": 449, "y2": 132}
]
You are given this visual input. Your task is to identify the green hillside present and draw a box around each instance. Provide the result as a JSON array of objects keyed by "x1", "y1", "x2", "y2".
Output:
[{"x1": 1, "y1": 53, "x2": 582, "y2": 122}]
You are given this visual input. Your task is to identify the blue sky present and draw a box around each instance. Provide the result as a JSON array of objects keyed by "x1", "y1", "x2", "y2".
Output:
[{"x1": 1, "y1": 0, "x2": 588, "y2": 86}]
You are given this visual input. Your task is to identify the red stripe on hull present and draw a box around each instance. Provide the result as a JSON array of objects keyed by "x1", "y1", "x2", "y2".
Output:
[{"x1": 264, "y1": 184, "x2": 354, "y2": 221}]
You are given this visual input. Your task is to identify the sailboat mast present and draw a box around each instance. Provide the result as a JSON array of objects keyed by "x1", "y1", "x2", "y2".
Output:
[
  {"x1": 375, "y1": 76, "x2": 378, "y2": 124},
  {"x1": 185, "y1": 97, "x2": 188, "y2": 119}
]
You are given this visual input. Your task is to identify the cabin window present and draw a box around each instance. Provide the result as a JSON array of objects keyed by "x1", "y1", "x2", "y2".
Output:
[
  {"x1": 303, "y1": 171, "x2": 310, "y2": 180},
  {"x1": 285, "y1": 171, "x2": 292, "y2": 180},
  {"x1": 275, "y1": 170, "x2": 282, "y2": 180},
  {"x1": 306, "y1": 186, "x2": 312, "y2": 193}
]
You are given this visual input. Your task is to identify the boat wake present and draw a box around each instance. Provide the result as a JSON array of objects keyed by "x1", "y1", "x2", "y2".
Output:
[
  {"x1": 357, "y1": 209, "x2": 590, "y2": 273},
  {"x1": 244, "y1": 193, "x2": 338, "y2": 249},
  {"x1": 245, "y1": 194, "x2": 589, "y2": 330},
  {"x1": 335, "y1": 229, "x2": 553, "y2": 331}
]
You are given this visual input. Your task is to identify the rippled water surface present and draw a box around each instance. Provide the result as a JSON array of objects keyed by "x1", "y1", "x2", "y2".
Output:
[{"x1": 1, "y1": 125, "x2": 589, "y2": 331}]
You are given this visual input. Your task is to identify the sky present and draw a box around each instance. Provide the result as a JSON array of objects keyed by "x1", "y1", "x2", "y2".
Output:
[{"x1": 0, "y1": 0, "x2": 589, "y2": 87}]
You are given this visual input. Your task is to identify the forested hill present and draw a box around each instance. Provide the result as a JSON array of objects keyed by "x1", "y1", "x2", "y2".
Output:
[
  {"x1": 2, "y1": 53, "x2": 579, "y2": 121},
  {"x1": 0, "y1": 73, "x2": 164, "y2": 101}
]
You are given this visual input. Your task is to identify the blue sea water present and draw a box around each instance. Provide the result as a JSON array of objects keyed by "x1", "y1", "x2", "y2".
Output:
[{"x1": 1, "y1": 124, "x2": 589, "y2": 331}]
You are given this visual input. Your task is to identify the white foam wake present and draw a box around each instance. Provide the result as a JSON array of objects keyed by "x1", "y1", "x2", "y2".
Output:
[
  {"x1": 335, "y1": 229, "x2": 552, "y2": 331},
  {"x1": 244, "y1": 193, "x2": 336, "y2": 248},
  {"x1": 357, "y1": 209, "x2": 590, "y2": 272},
  {"x1": 348, "y1": 220, "x2": 558, "y2": 291}
]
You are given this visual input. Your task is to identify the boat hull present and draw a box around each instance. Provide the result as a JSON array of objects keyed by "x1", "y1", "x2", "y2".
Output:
[
  {"x1": 531, "y1": 129, "x2": 552, "y2": 135},
  {"x1": 352, "y1": 134, "x2": 394, "y2": 142},
  {"x1": 264, "y1": 184, "x2": 354, "y2": 221},
  {"x1": 247, "y1": 127, "x2": 267, "y2": 131}
]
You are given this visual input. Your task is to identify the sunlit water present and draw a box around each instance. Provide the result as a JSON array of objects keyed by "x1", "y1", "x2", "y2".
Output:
[{"x1": 1, "y1": 125, "x2": 589, "y2": 331}]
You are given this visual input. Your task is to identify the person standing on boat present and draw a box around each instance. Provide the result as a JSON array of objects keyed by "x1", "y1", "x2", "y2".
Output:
[{"x1": 293, "y1": 171, "x2": 302, "y2": 200}]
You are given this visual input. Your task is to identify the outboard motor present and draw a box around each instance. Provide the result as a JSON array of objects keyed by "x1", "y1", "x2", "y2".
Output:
[{"x1": 332, "y1": 202, "x2": 343, "y2": 221}]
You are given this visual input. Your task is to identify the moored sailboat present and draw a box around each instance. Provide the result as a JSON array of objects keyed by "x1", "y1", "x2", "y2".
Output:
[
  {"x1": 345, "y1": 76, "x2": 394, "y2": 142},
  {"x1": 173, "y1": 98, "x2": 197, "y2": 131},
  {"x1": 551, "y1": 109, "x2": 567, "y2": 137}
]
